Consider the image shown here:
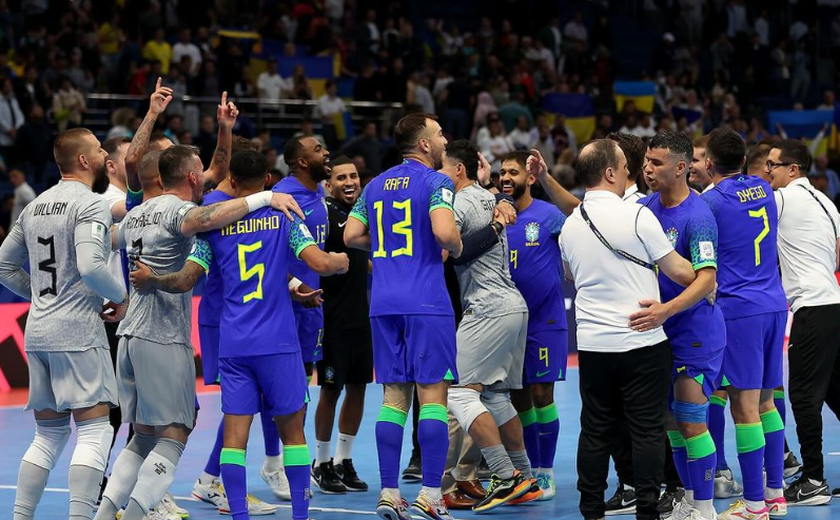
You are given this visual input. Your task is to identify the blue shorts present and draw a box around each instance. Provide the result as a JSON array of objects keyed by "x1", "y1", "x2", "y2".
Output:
[
  {"x1": 198, "y1": 324, "x2": 220, "y2": 386},
  {"x1": 293, "y1": 306, "x2": 324, "y2": 364},
  {"x1": 522, "y1": 329, "x2": 569, "y2": 384},
  {"x1": 720, "y1": 311, "x2": 787, "y2": 390},
  {"x1": 667, "y1": 305, "x2": 727, "y2": 399},
  {"x1": 219, "y1": 352, "x2": 309, "y2": 417},
  {"x1": 370, "y1": 314, "x2": 458, "y2": 385}
]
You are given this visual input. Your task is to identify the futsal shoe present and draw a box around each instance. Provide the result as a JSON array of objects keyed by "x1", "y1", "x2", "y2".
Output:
[
  {"x1": 335, "y1": 458, "x2": 368, "y2": 491},
  {"x1": 718, "y1": 500, "x2": 770, "y2": 520},
  {"x1": 161, "y1": 493, "x2": 189, "y2": 518},
  {"x1": 508, "y1": 478, "x2": 544, "y2": 504},
  {"x1": 536, "y1": 471, "x2": 556, "y2": 501},
  {"x1": 192, "y1": 478, "x2": 227, "y2": 508},
  {"x1": 311, "y1": 459, "x2": 348, "y2": 494},
  {"x1": 376, "y1": 489, "x2": 412, "y2": 520},
  {"x1": 260, "y1": 463, "x2": 291, "y2": 500},
  {"x1": 715, "y1": 469, "x2": 745, "y2": 499},
  {"x1": 605, "y1": 482, "x2": 636, "y2": 515},
  {"x1": 764, "y1": 496, "x2": 787, "y2": 517},
  {"x1": 783, "y1": 453, "x2": 801, "y2": 479},
  {"x1": 411, "y1": 489, "x2": 456, "y2": 520},
  {"x1": 218, "y1": 495, "x2": 278, "y2": 516},
  {"x1": 472, "y1": 471, "x2": 531, "y2": 513}
]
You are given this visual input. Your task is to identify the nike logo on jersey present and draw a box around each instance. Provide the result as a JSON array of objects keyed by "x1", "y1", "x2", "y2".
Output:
[
  {"x1": 536, "y1": 370, "x2": 550, "y2": 378},
  {"x1": 339, "y1": 221, "x2": 346, "y2": 227}
]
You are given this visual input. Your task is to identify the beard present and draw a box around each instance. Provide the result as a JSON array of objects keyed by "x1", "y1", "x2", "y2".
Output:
[
  {"x1": 91, "y1": 164, "x2": 110, "y2": 194},
  {"x1": 511, "y1": 181, "x2": 527, "y2": 200},
  {"x1": 310, "y1": 161, "x2": 329, "y2": 181}
]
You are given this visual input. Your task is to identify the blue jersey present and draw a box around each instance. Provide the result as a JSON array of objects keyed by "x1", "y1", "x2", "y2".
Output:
[
  {"x1": 349, "y1": 159, "x2": 455, "y2": 317},
  {"x1": 506, "y1": 199, "x2": 568, "y2": 332},
  {"x1": 640, "y1": 192, "x2": 725, "y2": 346},
  {"x1": 189, "y1": 207, "x2": 317, "y2": 358},
  {"x1": 272, "y1": 176, "x2": 328, "y2": 289},
  {"x1": 701, "y1": 175, "x2": 787, "y2": 319},
  {"x1": 195, "y1": 190, "x2": 232, "y2": 327}
]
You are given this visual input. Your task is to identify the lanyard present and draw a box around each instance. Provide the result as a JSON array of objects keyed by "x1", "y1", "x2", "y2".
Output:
[
  {"x1": 579, "y1": 204, "x2": 657, "y2": 272},
  {"x1": 799, "y1": 185, "x2": 839, "y2": 242}
]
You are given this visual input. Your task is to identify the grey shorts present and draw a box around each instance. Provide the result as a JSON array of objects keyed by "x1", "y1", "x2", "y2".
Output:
[
  {"x1": 117, "y1": 336, "x2": 196, "y2": 429},
  {"x1": 26, "y1": 348, "x2": 118, "y2": 412},
  {"x1": 455, "y1": 311, "x2": 528, "y2": 390}
]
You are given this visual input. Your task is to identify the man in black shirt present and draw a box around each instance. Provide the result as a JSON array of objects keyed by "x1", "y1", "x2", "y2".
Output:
[{"x1": 312, "y1": 156, "x2": 374, "y2": 494}]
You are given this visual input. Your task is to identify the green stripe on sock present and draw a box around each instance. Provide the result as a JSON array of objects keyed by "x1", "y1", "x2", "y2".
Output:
[
  {"x1": 283, "y1": 445, "x2": 310, "y2": 466},
  {"x1": 418, "y1": 403, "x2": 448, "y2": 423},
  {"x1": 220, "y1": 448, "x2": 246, "y2": 466},
  {"x1": 710, "y1": 395, "x2": 727, "y2": 407},
  {"x1": 519, "y1": 407, "x2": 537, "y2": 428},
  {"x1": 735, "y1": 422, "x2": 766, "y2": 454},
  {"x1": 535, "y1": 403, "x2": 559, "y2": 424},
  {"x1": 377, "y1": 405, "x2": 408, "y2": 427},
  {"x1": 667, "y1": 429, "x2": 686, "y2": 448},
  {"x1": 760, "y1": 408, "x2": 785, "y2": 434},
  {"x1": 686, "y1": 431, "x2": 716, "y2": 460},
  {"x1": 773, "y1": 390, "x2": 785, "y2": 400}
]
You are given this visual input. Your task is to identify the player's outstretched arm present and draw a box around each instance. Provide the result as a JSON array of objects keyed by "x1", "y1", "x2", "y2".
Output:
[
  {"x1": 299, "y1": 246, "x2": 349, "y2": 276},
  {"x1": 629, "y1": 267, "x2": 715, "y2": 332},
  {"x1": 656, "y1": 250, "x2": 697, "y2": 287},
  {"x1": 130, "y1": 259, "x2": 205, "y2": 293},
  {"x1": 205, "y1": 91, "x2": 238, "y2": 186},
  {"x1": 180, "y1": 192, "x2": 305, "y2": 237},
  {"x1": 0, "y1": 224, "x2": 31, "y2": 299},
  {"x1": 125, "y1": 77, "x2": 173, "y2": 193},
  {"x1": 344, "y1": 216, "x2": 371, "y2": 251},
  {"x1": 430, "y1": 207, "x2": 463, "y2": 257},
  {"x1": 528, "y1": 148, "x2": 580, "y2": 216}
]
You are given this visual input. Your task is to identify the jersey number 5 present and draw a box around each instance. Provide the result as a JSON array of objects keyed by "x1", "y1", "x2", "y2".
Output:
[
  {"x1": 238, "y1": 241, "x2": 265, "y2": 303},
  {"x1": 372, "y1": 199, "x2": 413, "y2": 258},
  {"x1": 748, "y1": 206, "x2": 770, "y2": 266}
]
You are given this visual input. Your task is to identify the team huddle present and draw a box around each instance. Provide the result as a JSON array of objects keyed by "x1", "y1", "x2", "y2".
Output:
[{"x1": 0, "y1": 79, "x2": 838, "y2": 520}]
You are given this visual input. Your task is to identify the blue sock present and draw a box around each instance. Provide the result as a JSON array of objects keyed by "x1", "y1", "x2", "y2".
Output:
[
  {"x1": 667, "y1": 431, "x2": 692, "y2": 492},
  {"x1": 418, "y1": 404, "x2": 449, "y2": 488},
  {"x1": 220, "y1": 448, "x2": 248, "y2": 520},
  {"x1": 708, "y1": 395, "x2": 728, "y2": 470},
  {"x1": 376, "y1": 405, "x2": 408, "y2": 489},
  {"x1": 260, "y1": 410, "x2": 280, "y2": 458},
  {"x1": 204, "y1": 419, "x2": 225, "y2": 477},
  {"x1": 518, "y1": 408, "x2": 540, "y2": 469},
  {"x1": 773, "y1": 390, "x2": 786, "y2": 427},
  {"x1": 284, "y1": 445, "x2": 311, "y2": 520},
  {"x1": 761, "y1": 409, "x2": 785, "y2": 490},
  {"x1": 686, "y1": 431, "x2": 717, "y2": 501},
  {"x1": 535, "y1": 404, "x2": 560, "y2": 470},
  {"x1": 736, "y1": 423, "x2": 766, "y2": 503}
]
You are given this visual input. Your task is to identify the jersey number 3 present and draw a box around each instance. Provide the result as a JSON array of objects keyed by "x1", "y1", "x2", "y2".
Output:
[
  {"x1": 373, "y1": 199, "x2": 413, "y2": 258},
  {"x1": 238, "y1": 241, "x2": 264, "y2": 303},
  {"x1": 37, "y1": 235, "x2": 57, "y2": 296},
  {"x1": 748, "y1": 206, "x2": 769, "y2": 266}
]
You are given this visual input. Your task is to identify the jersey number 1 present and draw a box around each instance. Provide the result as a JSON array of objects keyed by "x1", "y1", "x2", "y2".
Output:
[
  {"x1": 238, "y1": 241, "x2": 264, "y2": 303},
  {"x1": 372, "y1": 199, "x2": 413, "y2": 258},
  {"x1": 748, "y1": 206, "x2": 769, "y2": 266}
]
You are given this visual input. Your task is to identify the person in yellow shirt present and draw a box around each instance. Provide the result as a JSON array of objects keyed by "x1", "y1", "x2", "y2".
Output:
[{"x1": 142, "y1": 28, "x2": 173, "y2": 74}]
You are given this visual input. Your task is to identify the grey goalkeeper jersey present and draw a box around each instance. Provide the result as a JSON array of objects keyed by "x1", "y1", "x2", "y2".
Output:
[
  {"x1": 453, "y1": 184, "x2": 527, "y2": 319},
  {"x1": 116, "y1": 194, "x2": 197, "y2": 347},
  {"x1": 2, "y1": 181, "x2": 114, "y2": 352}
]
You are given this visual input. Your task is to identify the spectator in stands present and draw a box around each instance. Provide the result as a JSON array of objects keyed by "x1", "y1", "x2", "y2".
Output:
[
  {"x1": 533, "y1": 123, "x2": 556, "y2": 170},
  {"x1": 257, "y1": 58, "x2": 291, "y2": 102},
  {"x1": 194, "y1": 115, "x2": 216, "y2": 167},
  {"x1": 551, "y1": 115, "x2": 578, "y2": 156},
  {"x1": 499, "y1": 89, "x2": 533, "y2": 132},
  {"x1": 441, "y1": 69, "x2": 471, "y2": 139},
  {"x1": 473, "y1": 93, "x2": 498, "y2": 138},
  {"x1": 289, "y1": 64, "x2": 313, "y2": 100},
  {"x1": 0, "y1": 77, "x2": 24, "y2": 165},
  {"x1": 811, "y1": 155, "x2": 840, "y2": 200},
  {"x1": 15, "y1": 104, "x2": 52, "y2": 185},
  {"x1": 508, "y1": 115, "x2": 534, "y2": 150},
  {"x1": 293, "y1": 118, "x2": 326, "y2": 146},
  {"x1": 480, "y1": 117, "x2": 514, "y2": 171},
  {"x1": 234, "y1": 66, "x2": 255, "y2": 98},
  {"x1": 67, "y1": 48, "x2": 94, "y2": 93},
  {"x1": 51, "y1": 76, "x2": 86, "y2": 132},
  {"x1": 14, "y1": 66, "x2": 50, "y2": 120},
  {"x1": 9, "y1": 168, "x2": 35, "y2": 224},
  {"x1": 172, "y1": 28, "x2": 202, "y2": 76},
  {"x1": 564, "y1": 11, "x2": 588, "y2": 46},
  {"x1": 195, "y1": 59, "x2": 221, "y2": 98},
  {"x1": 342, "y1": 120, "x2": 383, "y2": 175},
  {"x1": 142, "y1": 28, "x2": 173, "y2": 75},
  {"x1": 407, "y1": 72, "x2": 435, "y2": 114}
]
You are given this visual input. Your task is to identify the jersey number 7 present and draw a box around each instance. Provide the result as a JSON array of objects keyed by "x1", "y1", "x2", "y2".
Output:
[
  {"x1": 372, "y1": 199, "x2": 413, "y2": 258},
  {"x1": 748, "y1": 206, "x2": 769, "y2": 266}
]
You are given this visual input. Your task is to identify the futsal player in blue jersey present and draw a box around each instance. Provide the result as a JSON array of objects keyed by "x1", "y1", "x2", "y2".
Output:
[
  {"x1": 344, "y1": 113, "x2": 463, "y2": 520},
  {"x1": 631, "y1": 133, "x2": 726, "y2": 520},
  {"x1": 700, "y1": 128, "x2": 789, "y2": 520},
  {"x1": 499, "y1": 151, "x2": 567, "y2": 500},
  {"x1": 273, "y1": 136, "x2": 331, "y2": 384}
]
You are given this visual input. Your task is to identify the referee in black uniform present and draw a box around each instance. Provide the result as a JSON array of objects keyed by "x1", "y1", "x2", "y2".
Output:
[{"x1": 312, "y1": 156, "x2": 374, "y2": 494}]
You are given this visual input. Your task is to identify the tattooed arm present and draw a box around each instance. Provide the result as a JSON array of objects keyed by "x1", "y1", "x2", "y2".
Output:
[
  {"x1": 180, "y1": 192, "x2": 306, "y2": 237},
  {"x1": 205, "y1": 91, "x2": 239, "y2": 185},
  {"x1": 130, "y1": 259, "x2": 205, "y2": 293},
  {"x1": 125, "y1": 77, "x2": 173, "y2": 192}
]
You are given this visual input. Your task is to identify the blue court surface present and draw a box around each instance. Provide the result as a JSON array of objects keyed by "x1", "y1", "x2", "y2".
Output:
[{"x1": 1, "y1": 367, "x2": 839, "y2": 519}]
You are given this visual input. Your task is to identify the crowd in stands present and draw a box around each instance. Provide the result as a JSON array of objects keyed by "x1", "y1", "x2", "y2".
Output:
[{"x1": 2, "y1": 0, "x2": 840, "y2": 238}]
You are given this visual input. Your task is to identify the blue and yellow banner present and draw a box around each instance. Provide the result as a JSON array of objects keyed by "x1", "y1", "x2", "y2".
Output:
[
  {"x1": 541, "y1": 93, "x2": 595, "y2": 143},
  {"x1": 768, "y1": 109, "x2": 834, "y2": 156},
  {"x1": 614, "y1": 81, "x2": 656, "y2": 114}
]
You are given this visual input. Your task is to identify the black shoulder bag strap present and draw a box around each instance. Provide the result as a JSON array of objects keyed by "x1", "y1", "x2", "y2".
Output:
[
  {"x1": 799, "y1": 184, "x2": 839, "y2": 242},
  {"x1": 579, "y1": 203, "x2": 657, "y2": 272}
]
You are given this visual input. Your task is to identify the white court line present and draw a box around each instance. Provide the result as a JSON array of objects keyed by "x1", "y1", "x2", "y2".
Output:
[
  {"x1": 0, "y1": 485, "x2": 379, "y2": 516},
  {"x1": 829, "y1": 452, "x2": 840, "y2": 456}
]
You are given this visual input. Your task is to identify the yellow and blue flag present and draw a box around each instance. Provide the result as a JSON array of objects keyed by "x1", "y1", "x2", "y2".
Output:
[
  {"x1": 614, "y1": 81, "x2": 656, "y2": 114},
  {"x1": 541, "y1": 93, "x2": 595, "y2": 143}
]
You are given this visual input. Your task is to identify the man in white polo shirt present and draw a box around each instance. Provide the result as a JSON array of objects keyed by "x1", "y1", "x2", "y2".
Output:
[
  {"x1": 766, "y1": 139, "x2": 840, "y2": 505},
  {"x1": 550, "y1": 139, "x2": 701, "y2": 520}
]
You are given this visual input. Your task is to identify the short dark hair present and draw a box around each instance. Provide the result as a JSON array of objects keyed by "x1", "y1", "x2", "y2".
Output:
[
  {"x1": 444, "y1": 140, "x2": 479, "y2": 180},
  {"x1": 694, "y1": 135, "x2": 710, "y2": 148},
  {"x1": 648, "y1": 132, "x2": 693, "y2": 164},
  {"x1": 394, "y1": 113, "x2": 436, "y2": 154},
  {"x1": 770, "y1": 139, "x2": 811, "y2": 172},
  {"x1": 746, "y1": 143, "x2": 772, "y2": 173},
  {"x1": 53, "y1": 128, "x2": 94, "y2": 173},
  {"x1": 158, "y1": 145, "x2": 200, "y2": 188},
  {"x1": 150, "y1": 131, "x2": 169, "y2": 143},
  {"x1": 607, "y1": 132, "x2": 646, "y2": 180},
  {"x1": 103, "y1": 136, "x2": 130, "y2": 158},
  {"x1": 576, "y1": 139, "x2": 619, "y2": 188},
  {"x1": 283, "y1": 136, "x2": 307, "y2": 169},
  {"x1": 233, "y1": 134, "x2": 260, "y2": 152},
  {"x1": 706, "y1": 127, "x2": 745, "y2": 172},
  {"x1": 230, "y1": 150, "x2": 268, "y2": 185},
  {"x1": 330, "y1": 155, "x2": 354, "y2": 168},
  {"x1": 501, "y1": 151, "x2": 531, "y2": 171}
]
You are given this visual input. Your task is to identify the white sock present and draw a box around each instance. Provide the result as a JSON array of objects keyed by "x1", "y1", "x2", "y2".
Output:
[
  {"x1": 383, "y1": 487, "x2": 400, "y2": 499},
  {"x1": 685, "y1": 489, "x2": 694, "y2": 505},
  {"x1": 421, "y1": 486, "x2": 442, "y2": 501},
  {"x1": 695, "y1": 498, "x2": 716, "y2": 519},
  {"x1": 263, "y1": 455, "x2": 283, "y2": 472},
  {"x1": 334, "y1": 433, "x2": 355, "y2": 463},
  {"x1": 199, "y1": 471, "x2": 218, "y2": 485},
  {"x1": 316, "y1": 440, "x2": 331, "y2": 465},
  {"x1": 745, "y1": 498, "x2": 766, "y2": 512},
  {"x1": 94, "y1": 449, "x2": 144, "y2": 520},
  {"x1": 122, "y1": 440, "x2": 184, "y2": 520},
  {"x1": 765, "y1": 487, "x2": 783, "y2": 499}
]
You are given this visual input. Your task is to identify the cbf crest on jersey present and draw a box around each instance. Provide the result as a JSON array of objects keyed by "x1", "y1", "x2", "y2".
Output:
[
  {"x1": 525, "y1": 222, "x2": 540, "y2": 246},
  {"x1": 666, "y1": 227, "x2": 679, "y2": 247}
]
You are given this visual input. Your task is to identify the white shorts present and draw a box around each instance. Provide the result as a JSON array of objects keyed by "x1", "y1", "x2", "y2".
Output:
[{"x1": 26, "y1": 347, "x2": 118, "y2": 412}]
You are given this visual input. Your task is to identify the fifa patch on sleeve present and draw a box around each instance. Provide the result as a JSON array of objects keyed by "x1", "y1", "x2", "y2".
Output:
[
  {"x1": 698, "y1": 241, "x2": 715, "y2": 260},
  {"x1": 299, "y1": 223, "x2": 314, "y2": 240},
  {"x1": 91, "y1": 222, "x2": 107, "y2": 241},
  {"x1": 441, "y1": 188, "x2": 454, "y2": 205}
]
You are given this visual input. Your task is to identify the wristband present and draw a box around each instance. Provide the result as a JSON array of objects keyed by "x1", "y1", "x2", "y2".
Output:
[
  {"x1": 245, "y1": 191, "x2": 272, "y2": 212},
  {"x1": 490, "y1": 221, "x2": 504, "y2": 236},
  {"x1": 288, "y1": 277, "x2": 303, "y2": 290}
]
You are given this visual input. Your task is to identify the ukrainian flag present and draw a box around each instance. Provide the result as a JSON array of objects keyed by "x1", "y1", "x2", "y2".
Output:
[
  {"x1": 614, "y1": 81, "x2": 656, "y2": 114},
  {"x1": 541, "y1": 93, "x2": 595, "y2": 143},
  {"x1": 250, "y1": 38, "x2": 338, "y2": 98},
  {"x1": 768, "y1": 110, "x2": 834, "y2": 156}
]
